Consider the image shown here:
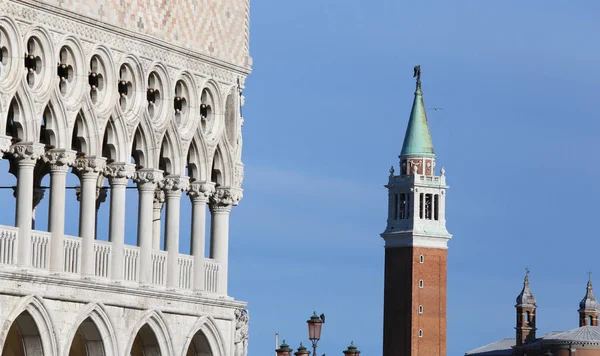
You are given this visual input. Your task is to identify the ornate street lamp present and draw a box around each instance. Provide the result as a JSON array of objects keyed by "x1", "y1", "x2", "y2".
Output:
[
  {"x1": 295, "y1": 343, "x2": 311, "y2": 356},
  {"x1": 343, "y1": 342, "x2": 360, "y2": 356},
  {"x1": 276, "y1": 340, "x2": 293, "y2": 356},
  {"x1": 307, "y1": 312, "x2": 325, "y2": 356}
]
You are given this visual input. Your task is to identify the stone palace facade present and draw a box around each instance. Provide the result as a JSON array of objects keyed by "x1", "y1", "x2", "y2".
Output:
[{"x1": 0, "y1": 0, "x2": 251, "y2": 355}]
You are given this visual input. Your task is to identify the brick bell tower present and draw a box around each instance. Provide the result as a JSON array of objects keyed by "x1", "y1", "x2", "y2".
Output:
[
  {"x1": 381, "y1": 66, "x2": 451, "y2": 356},
  {"x1": 516, "y1": 270, "x2": 537, "y2": 345}
]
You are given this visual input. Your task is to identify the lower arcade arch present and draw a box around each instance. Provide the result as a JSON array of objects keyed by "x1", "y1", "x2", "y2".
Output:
[
  {"x1": 68, "y1": 317, "x2": 106, "y2": 356},
  {"x1": 2, "y1": 311, "x2": 43, "y2": 356},
  {"x1": 186, "y1": 330, "x2": 213, "y2": 356},
  {"x1": 130, "y1": 324, "x2": 161, "y2": 356}
]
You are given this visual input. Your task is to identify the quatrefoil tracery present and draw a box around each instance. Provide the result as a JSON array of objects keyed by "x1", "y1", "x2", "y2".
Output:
[
  {"x1": 57, "y1": 46, "x2": 75, "y2": 95},
  {"x1": 24, "y1": 37, "x2": 42, "y2": 87}
]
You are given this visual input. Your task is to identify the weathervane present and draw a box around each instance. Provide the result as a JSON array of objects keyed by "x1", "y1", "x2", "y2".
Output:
[{"x1": 413, "y1": 65, "x2": 421, "y2": 89}]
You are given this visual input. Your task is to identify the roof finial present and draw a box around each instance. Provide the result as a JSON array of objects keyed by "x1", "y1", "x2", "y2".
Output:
[
  {"x1": 413, "y1": 65, "x2": 421, "y2": 90},
  {"x1": 589, "y1": 271, "x2": 593, "y2": 283}
]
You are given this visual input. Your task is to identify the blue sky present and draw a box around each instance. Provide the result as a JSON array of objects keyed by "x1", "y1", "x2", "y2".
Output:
[{"x1": 1, "y1": 1, "x2": 600, "y2": 356}]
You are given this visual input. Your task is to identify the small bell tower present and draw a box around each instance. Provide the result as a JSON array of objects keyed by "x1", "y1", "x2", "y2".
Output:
[
  {"x1": 381, "y1": 66, "x2": 451, "y2": 356},
  {"x1": 579, "y1": 273, "x2": 599, "y2": 326},
  {"x1": 516, "y1": 269, "x2": 537, "y2": 345}
]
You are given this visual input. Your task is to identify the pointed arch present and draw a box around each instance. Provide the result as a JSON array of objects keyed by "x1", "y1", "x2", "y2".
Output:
[
  {"x1": 210, "y1": 144, "x2": 233, "y2": 187},
  {"x1": 40, "y1": 100, "x2": 66, "y2": 149},
  {"x1": 125, "y1": 310, "x2": 174, "y2": 356},
  {"x1": 130, "y1": 119, "x2": 158, "y2": 170},
  {"x1": 70, "y1": 108, "x2": 100, "y2": 157},
  {"x1": 101, "y1": 116, "x2": 128, "y2": 163},
  {"x1": 0, "y1": 295, "x2": 58, "y2": 356},
  {"x1": 63, "y1": 302, "x2": 118, "y2": 356},
  {"x1": 4, "y1": 90, "x2": 36, "y2": 141},
  {"x1": 185, "y1": 134, "x2": 209, "y2": 183},
  {"x1": 158, "y1": 127, "x2": 183, "y2": 176},
  {"x1": 181, "y1": 316, "x2": 225, "y2": 356}
]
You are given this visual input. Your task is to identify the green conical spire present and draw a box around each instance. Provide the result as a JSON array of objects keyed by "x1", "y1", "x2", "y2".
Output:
[{"x1": 400, "y1": 67, "x2": 435, "y2": 158}]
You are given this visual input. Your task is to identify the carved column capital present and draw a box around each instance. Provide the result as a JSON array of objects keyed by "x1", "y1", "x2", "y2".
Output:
[
  {"x1": 188, "y1": 182, "x2": 215, "y2": 202},
  {"x1": 153, "y1": 189, "x2": 166, "y2": 209},
  {"x1": 162, "y1": 175, "x2": 189, "y2": 197},
  {"x1": 209, "y1": 187, "x2": 243, "y2": 213},
  {"x1": 43, "y1": 149, "x2": 76, "y2": 173},
  {"x1": 105, "y1": 163, "x2": 135, "y2": 186},
  {"x1": 9, "y1": 142, "x2": 46, "y2": 166},
  {"x1": 0, "y1": 135, "x2": 13, "y2": 154},
  {"x1": 134, "y1": 169, "x2": 163, "y2": 192},
  {"x1": 73, "y1": 156, "x2": 107, "y2": 178}
]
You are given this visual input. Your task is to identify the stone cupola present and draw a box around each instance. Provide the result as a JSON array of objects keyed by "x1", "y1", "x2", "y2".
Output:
[{"x1": 579, "y1": 274, "x2": 599, "y2": 326}]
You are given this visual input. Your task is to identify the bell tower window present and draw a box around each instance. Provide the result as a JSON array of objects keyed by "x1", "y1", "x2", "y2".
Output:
[{"x1": 525, "y1": 311, "x2": 531, "y2": 324}]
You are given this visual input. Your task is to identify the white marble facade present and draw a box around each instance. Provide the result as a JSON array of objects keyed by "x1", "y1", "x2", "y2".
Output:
[{"x1": 0, "y1": 0, "x2": 251, "y2": 355}]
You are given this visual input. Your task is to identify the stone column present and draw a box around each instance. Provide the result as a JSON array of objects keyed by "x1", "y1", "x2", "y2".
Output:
[
  {"x1": 43, "y1": 149, "x2": 75, "y2": 273},
  {"x1": 105, "y1": 163, "x2": 135, "y2": 281},
  {"x1": 163, "y1": 176, "x2": 189, "y2": 289},
  {"x1": 209, "y1": 187, "x2": 242, "y2": 295},
  {"x1": 134, "y1": 169, "x2": 163, "y2": 284},
  {"x1": 10, "y1": 143, "x2": 46, "y2": 267},
  {"x1": 152, "y1": 190, "x2": 165, "y2": 250},
  {"x1": 188, "y1": 182, "x2": 214, "y2": 291},
  {"x1": 73, "y1": 156, "x2": 106, "y2": 277}
]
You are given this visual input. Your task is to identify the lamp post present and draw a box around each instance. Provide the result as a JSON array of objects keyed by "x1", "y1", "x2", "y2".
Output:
[
  {"x1": 343, "y1": 342, "x2": 360, "y2": 356},
  {"x1": 276, "y1": 312, "x2": 360, "y2": 356},
  {"x1": 307, "y1": 311, "x2": 325, "y2": 356},
  {"x1": 276, "y1": 340, "x2": 293, "y2": 356}
]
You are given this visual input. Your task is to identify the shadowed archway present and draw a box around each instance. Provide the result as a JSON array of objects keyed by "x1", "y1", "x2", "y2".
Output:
[{"x1": 2, "y1": 311, "x2": 43, "y2": 356}]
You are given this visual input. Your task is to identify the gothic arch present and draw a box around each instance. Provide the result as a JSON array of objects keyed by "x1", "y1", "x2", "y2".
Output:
[
  {"x1": 40, "y1": 99, "x2": 68, "y2": 149},
  {"x1": 210, "y1": 144, "x2": 233, "y2": 187},
  {"x1": 185, "y1": 134, "x2": 209, "y2": 182},
  {"x1": 130, "y1": 121, "x2": 157, "y2": 169},
  {"x1": 0, "y1": 295, "x2": 58, "y2": 356},
  {"x1": 158, "y1": 127, "x2": 184, "y2": 176},
  {"x1": 62, "y1": 302, "x2": 118, "y2": 356},
  {"x1": 5, "y1": 89, "x2": 36, "y2": 141},
  {"x1": 101, "y1": 116, "x2": 128, "y2": 163},
  {"x1": 70, "y1": 108, "x2": 101, "y2": 157},
  {"x1": 125, "y1": 310, "x2": 174, "y2": 356},
  {"x1": 181, "y1": 316, "x2": 225, "y2": 356}
]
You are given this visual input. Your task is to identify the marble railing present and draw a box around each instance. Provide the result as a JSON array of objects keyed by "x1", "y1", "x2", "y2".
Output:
[{"x1": 0, "y1": 225, "x2": 220, "y2": 293}]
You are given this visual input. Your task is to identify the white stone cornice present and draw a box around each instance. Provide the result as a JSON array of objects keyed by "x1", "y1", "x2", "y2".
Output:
[
  {"x1": 42, "y1": 149, "x2": 76, "y2": 173},
  {"x1": 381, "y1": 232, "x2": 452, "y2": 249}
]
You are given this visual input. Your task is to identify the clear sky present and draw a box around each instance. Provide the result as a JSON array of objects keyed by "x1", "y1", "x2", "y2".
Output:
[{"x1": 1, "y1": 1, "x2": 599, "y2": 356}]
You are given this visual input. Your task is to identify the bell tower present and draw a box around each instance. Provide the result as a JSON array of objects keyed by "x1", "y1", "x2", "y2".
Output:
[
  {"x1": 515, "y1": 270, "x2": 537, "y2": 345},
  {"x1": 579, "y1": 274, "x2": 599, "y2": 327},
  {"x1": 381, "y1": 66, "x2": 451, "y2": 356}
]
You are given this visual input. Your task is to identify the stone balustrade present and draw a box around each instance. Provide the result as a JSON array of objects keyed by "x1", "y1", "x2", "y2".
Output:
[{"x1": 0, "y1": 224, "x2": 221, "y2": 293}]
